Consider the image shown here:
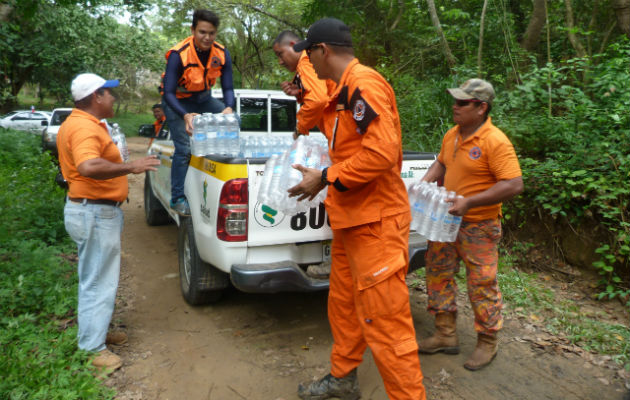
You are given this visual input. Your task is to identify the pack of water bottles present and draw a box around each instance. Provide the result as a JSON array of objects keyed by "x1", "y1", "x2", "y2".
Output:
[
  {"x1": 257, "y1": 135, "x2": 331, "y2": 215},
  {"x1": 191, "y1": 113, "x2": 241, "y2": 157},
  {"x1": 110, "y1": 123, "x2": 129, "y2": 162},
  {"x1": 238, "y1": 135, "x2": 294, "y2": 158},
  {"x1": 408, "y1": 181, "x2": 463, "y2": 242}
]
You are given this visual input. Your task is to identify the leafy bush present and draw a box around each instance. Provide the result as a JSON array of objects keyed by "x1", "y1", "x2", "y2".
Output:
[{"x1": 0, "y1": 130, "x2": 114, "y2": 399}]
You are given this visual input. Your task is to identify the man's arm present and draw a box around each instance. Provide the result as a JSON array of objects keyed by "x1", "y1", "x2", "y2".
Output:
[
  {"x1": 448, "y1": 176, "x2": 524, "y2": 216},
  {"x1": 422, "y1": 160, "x2": 446, "y2": 183},
  {"x1": 77, "y1": 156, "x2": 160, "y2": 180},
  {"x1": 295, "y1": 60, "x2": 330, "y2": 135},
  {"x1": 220, "y1": 49, "x2": 235, "y2": 113}
]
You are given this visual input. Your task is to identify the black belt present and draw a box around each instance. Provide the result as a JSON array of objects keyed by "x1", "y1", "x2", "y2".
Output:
[{"x1": 68, "y1": 197, "x2": 122, "y2": 207}]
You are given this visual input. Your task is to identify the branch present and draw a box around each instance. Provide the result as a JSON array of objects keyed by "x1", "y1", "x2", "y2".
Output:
[
  {"x1": 564, "y1": 0, "x2": 587, "y2": 57},
  {"x1": 223, "y1": 1, "x2": 305, "y2": 35},
  {"x1": 477, "y1": 0, "x2": 489, "y2": 78},
  {"x1": 389, "y1": 0, "x2": 404, "y2": 31}
]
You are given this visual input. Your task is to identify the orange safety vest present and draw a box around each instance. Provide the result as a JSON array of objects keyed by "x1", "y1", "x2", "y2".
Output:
[{"x1": 161, "y1": 36, "x2": 226, "y2": 99}]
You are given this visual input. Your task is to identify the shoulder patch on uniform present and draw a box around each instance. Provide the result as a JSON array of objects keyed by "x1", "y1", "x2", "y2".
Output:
[{"x1": 349, "y1": 88, "x2": 378, "y2": 134}]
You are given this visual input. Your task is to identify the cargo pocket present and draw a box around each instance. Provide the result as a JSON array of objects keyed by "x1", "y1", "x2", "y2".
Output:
[
  {"x1": 393, "y1": 337, "x2": 419, "y2": 356},
  {"x1": 357, "y1": 268, "x2": 407, "y2": 319}
]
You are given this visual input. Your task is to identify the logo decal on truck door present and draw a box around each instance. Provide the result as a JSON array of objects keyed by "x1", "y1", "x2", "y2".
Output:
[{"x1": 253, "y1": 203, "x2": 285, "y2": 227}]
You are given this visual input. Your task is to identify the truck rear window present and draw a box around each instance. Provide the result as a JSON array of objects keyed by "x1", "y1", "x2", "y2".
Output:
[{"x1": 239, "y1": 98, "x2": 296, "y2": 132}]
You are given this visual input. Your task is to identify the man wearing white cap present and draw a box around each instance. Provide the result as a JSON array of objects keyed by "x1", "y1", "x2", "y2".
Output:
[{"x1": 57, "y1": 73, "x2": 160, "y2": 372}]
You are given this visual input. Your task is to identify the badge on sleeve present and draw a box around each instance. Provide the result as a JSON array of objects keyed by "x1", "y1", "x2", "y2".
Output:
[{"x1": 349, "y1": 88, "x2": 378, "y2": 134}]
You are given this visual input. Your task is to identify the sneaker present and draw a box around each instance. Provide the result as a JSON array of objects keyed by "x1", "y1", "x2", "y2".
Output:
[
  {"x1": 92, "y1": 349, "x2": 122, "y2": 372},
  {"x1": 170, "y1": 197, "x2": 190, "y2": 216},
  {"x1": 106, "y1": 331, "x2": 128, "y2": 345},
  {"x1": 298, "y1": 369, "x2": 361, "y2": 400}
]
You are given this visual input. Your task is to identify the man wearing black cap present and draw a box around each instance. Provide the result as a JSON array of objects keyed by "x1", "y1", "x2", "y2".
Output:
[
  {"x1": 418, "y1": 79, "x2": 523, "y2": 371},
  {"x1": 288, "y1": 18, "x2": 426, "y2": 400}
]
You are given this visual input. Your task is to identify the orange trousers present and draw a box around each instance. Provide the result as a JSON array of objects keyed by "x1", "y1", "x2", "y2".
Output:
[{"x1": 328, "y1": 213, "x2": 426, "y2": 400}]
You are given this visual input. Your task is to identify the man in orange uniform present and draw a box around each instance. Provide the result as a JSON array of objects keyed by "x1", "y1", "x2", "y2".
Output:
[
  {"x1": 161, "y1": 9, "x2": 236, "y2": 216},
  {"x1": 288, "y1": 18, "x2": 426, "y2": 400},
  {"x1": 418, "y1": 79, "x2": 523, "y2": 371},
  {"x1": 272, "y1": 30, "x2": 334, "y2": 137},
  {"x1": 148, "y1": 104, "x2": 166, "y2": 148},
  {"x1": 58, "y1": 73, "x2": 160, "y2": 372}
]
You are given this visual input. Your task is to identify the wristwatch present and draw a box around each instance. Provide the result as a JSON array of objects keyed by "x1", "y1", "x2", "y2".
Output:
[{"x1": 321, "y1": 167, "x2": 330, "y2": 186}]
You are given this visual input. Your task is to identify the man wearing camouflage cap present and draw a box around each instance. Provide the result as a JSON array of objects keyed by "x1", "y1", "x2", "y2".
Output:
[{"x1": 418, "y1": 79, "x2": 523, "y2": 370}]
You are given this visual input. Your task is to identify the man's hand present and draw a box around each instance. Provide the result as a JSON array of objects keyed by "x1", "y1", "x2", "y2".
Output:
[
  {"x1": 287, "y1": 165, "x2": 326, "y2": 201},
  {"x1": 221, "y1": 107, "x2": 234, "y2": 114},
  {"x1": 183, "y1": 113, "x2": 199, "y2": 136},
  {"x1": 281, "y1": 81, "x2": 300, "y2": 97},
  {"x1": 128, "y1": 155, "x2": 161, "y2": 174},
  {"x1": 447, "y1": 195, "x2": 470, "y2": 217}
]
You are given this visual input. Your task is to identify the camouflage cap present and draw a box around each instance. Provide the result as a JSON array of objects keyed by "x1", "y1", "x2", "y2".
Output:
[{"x1": 447, "y1": 79, "x2": 495, "y2": 105}]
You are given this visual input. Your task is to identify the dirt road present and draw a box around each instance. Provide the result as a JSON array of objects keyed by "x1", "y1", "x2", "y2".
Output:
[{"x1": 107, "y1": 137, "x2": 628, "y2": 400}]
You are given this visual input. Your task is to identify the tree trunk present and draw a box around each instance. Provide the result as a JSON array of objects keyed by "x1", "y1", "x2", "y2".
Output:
[
  {"x1": 612, "y1": 0, "x2": 630, "y2": 37},
  {"x1": 521, "y1": 0, "x2": 547, "y2": 51},
  {"x1": 477, "y1": 0, "x2": 489, "y2": 77},
  {"x1": 564, "y1": 0, "x2": 587, "y2": 57},
  {"x1": 426, "y1": 0, "x2": 456, "y2": 70}
]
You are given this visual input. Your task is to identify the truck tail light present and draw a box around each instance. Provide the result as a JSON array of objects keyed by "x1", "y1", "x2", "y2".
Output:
[{"x1": 217, "y1": 178, "x2": 248, "y2": 241}]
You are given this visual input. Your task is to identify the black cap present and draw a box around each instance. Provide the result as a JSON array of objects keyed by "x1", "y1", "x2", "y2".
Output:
[{"x1": 293, "y1": 18, "x2": 353, "y2": 52}]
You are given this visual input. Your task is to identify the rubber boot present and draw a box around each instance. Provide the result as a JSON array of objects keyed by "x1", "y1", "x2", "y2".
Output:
[
  {"x1": 418, "y1": 312, "x2": 459, "y2": 354},
  {"x1": 297, "y1": 368, "x2": 361, "y2": 400},
  {"x1": 464, "y1": 333, "x2": 498, "y2": 371}
]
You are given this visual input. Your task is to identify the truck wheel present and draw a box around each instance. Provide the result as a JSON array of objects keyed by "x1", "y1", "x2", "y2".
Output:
[
  {"x1": 178, "y1": 216, "x2": 229, "y2": 305},
  {"x1": 144, "y1": 173, "x2": 170, "y2": 226}
]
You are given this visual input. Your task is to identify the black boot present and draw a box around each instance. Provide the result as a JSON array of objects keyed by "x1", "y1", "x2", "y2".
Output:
[{"x1": 297, "y1": 368, "x2": 361, "y2": 400}]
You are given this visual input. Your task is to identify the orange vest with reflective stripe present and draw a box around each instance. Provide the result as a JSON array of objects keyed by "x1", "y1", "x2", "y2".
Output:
[{"x1": 163, "y1": 36, "x2": 226, "y2": 99}]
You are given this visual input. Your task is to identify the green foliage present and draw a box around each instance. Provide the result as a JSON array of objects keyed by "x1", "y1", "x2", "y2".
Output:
[
  {"x1": 0, "y1": 130, "x2": 114, "y2": 399},
  {"x1": 112, "y1": 112, "x2": 154, "y2": 137}
]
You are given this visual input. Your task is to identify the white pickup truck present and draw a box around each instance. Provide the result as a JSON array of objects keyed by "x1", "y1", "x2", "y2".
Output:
[{"x1": 144, "y1": 89, "x2": 435, "y2": 305}]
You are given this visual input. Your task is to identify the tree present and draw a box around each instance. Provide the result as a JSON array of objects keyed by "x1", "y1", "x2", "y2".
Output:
[{"x1": 425, "y1": 0, "x2": 456, "y2": 70}]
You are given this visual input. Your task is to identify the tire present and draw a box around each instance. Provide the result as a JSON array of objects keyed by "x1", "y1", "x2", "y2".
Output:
[
  {"x1": 177, "y1": 216, "x2": 229, "y2": 305},
  {"x1": 144, "y1": 173, "x2": 171, "y2": 226}
]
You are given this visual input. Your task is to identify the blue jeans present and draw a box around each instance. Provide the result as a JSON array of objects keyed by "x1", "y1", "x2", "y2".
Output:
[
  {"x1": 162, "y1": 92, "x2": 226, "y2": 201},
  {"x1": 64, "y1": 201, "x2": 124, "y2": 352}
]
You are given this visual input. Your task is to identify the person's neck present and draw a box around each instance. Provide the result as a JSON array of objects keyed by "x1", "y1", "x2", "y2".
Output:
[
  {"x1": 79, "y1": 106, "x2": 105, "y2": 121},
  {"x1": 459, "y1": 118, "x2": 486, "y2": 140},
  {"x1": 331, "y1": 56, "x2": 355, "y2": 84}
]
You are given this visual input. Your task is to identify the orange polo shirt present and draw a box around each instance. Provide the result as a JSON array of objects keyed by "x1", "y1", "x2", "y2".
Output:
[
  {"x1": 57, "y1": 109, "x2": 128, "y2": 202},
  {"x1": 437, "y1": 117, "x2": 521, "y2": 222},
  {"x1": 321, "y1": 58, "x2": 409, "y2": 229},
  {"x1": 294, "y1": 52, "x2": 336, "y2": 134}
]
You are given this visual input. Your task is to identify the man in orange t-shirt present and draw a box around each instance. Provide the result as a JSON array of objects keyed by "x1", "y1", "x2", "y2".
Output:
[
  {"x1": 272, "y1": 30, "x2": 334, "y2": 137},
  {"x1": 418, "y1": 79, "x2": 523, "y2": 371},
  {"x1": 148, "y1": 104, "x2": 167, "y2": 148},
  {"x1": 288, "y1": 18, "x2": 426, "y2": 400},
  {"x1": 58, "y1": 73, "x2": 159, "y2": 373}
]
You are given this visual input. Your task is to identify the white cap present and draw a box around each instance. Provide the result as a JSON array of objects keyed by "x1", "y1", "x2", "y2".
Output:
[{"x1": 71, "y1": 73, "x2": 119, "y2": 101}]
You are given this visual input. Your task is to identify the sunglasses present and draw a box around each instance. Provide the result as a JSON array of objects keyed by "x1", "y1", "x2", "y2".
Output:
[
  {"x1": 454, "y1": 99, "x2": 484, "y2": 107},
  {"x1": 306, "y1": 44, "x2": 323, "y2": 56}
]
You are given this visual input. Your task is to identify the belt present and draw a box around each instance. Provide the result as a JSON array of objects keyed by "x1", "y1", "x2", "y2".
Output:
[{"x1": 68, "y1": 197, "x2": 122, "y2": 207}]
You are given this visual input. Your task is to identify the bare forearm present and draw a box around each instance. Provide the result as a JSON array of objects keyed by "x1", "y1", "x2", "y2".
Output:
[
  {"x1": 78, "y1": 156, "x2": 159, "y2": 179},
  {"x1": 422, "y1": 160, "x2": 446, "y2": 183},
  {"x1": 466, "y1": 177, "x2": 524, "y2": 209}
]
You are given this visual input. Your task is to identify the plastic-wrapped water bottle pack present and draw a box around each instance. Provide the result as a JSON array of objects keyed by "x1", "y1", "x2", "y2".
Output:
[
  {"x1": 408, "y1": 181, "x2": 463, "y2": 242},
  {"x1": 191, "y1": 113, "x2": 240, "y2": 157},
  {"x1": 257, "y1": 135, "x2": 331, "y2": 216}
]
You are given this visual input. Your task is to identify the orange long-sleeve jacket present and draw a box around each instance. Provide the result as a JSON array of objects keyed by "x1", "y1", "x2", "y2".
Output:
[
  {"x1": 294, "y1": 52, "x2": 335, "y2": 134},
  {"x1": 321, "y1": 59, "x2": 409, "y2": 229}
]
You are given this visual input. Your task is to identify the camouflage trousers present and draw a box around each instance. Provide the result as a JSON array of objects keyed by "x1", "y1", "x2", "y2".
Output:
[{"x1": 424, "y1": 218, "x2": 503, "y2": 334}]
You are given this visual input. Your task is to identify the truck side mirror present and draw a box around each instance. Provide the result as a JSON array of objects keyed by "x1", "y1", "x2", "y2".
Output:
[{"x1": 138, "y1": 124, "x2": 155, "y2": 137}]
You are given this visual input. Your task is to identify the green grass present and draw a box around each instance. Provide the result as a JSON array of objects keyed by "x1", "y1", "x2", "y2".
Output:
[
  {"x1": 110, "y1": 112, "x2": 154, "y2": 137},
  {"x1": 0, "y1": 130, "x2": 115, "y2": 399}
]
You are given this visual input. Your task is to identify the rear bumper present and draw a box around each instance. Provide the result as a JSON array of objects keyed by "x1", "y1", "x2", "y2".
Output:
[
  {"x1": 230, "y1": 261, "x2": 329, "y2": 293},
  {"x1": 230, "y1": 238, "x2": 427, "y2": 294}
]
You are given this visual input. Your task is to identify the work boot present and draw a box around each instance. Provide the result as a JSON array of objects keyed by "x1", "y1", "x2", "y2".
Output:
[
  {"x1": 297, "y1": 368, "x2": 361, "y2": 400},
  {"x1": 464, "y1": 333, "x2": 498, "y2": 371},
  {"x1": 92, "y1": 349, "x2": 122, "y2": 372},
  {"x1": 418, "y1": 312, "x2": 460, "y2": 354},
  {"x1": 106, "y1": 331, "x2": 128, "y2": 345}
]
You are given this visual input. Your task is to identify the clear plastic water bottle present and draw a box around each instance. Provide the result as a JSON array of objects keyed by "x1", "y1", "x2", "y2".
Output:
[
  {"x1": 214, "y1": 113, "x2": 227, "y2": 155},
  {"x1": 269, "y1": 152, "x2": 288, "y2": 209},
  {"x1": 408, "y1": 182, "x2": 423, "y2": 231},
  {"x1": 225, "y1": 113, "x2": 240, "y2": 157},
  {"x1": 287, "y1": 135, "x2": 307, "y2": 188},
  {"x1": 111, "y1": 123, "x2": 129, "y2": 162},
  {"x1": 190, "y1": 115, "x2": 206, "y2": 156},
  {"x1": 258, "y1": 154, "x2": 278, "y2": 204},
  {"x1": 204, "y1": 113, "x2": 217, "y2": 155},
  {"x1": 445, "y1": 195, "x2": 464, "y2": 242},
  {"x1": 438, "y1": 191, "x2": 457, "y2": 241}
]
